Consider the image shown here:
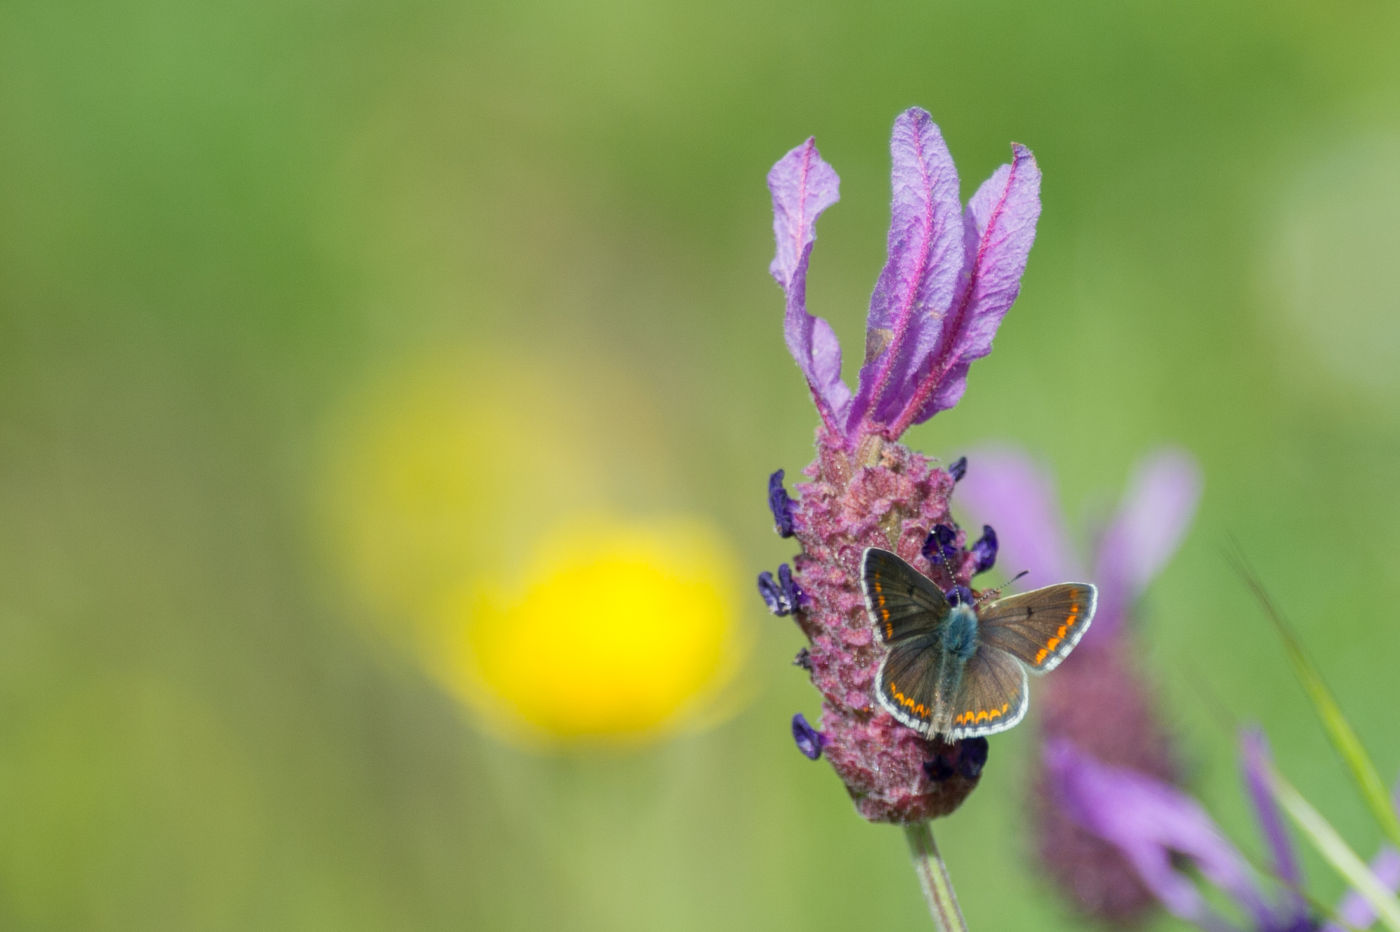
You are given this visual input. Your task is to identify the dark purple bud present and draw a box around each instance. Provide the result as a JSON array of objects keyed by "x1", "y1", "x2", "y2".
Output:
[
  {"x1": 793, "y1": 647, "x2": 812, "y2": 671},
  {"x1": 922, "y1": 753, "x2": 956, "y2": 782},
  {"x1": 948, "y1": 456, "x2": 967, "y2": 482},
  {"x1": 923, "y1": 738, "x2": 990, "y2": 782},
  {"x1": 945, "y1": 585, "x2": 975, "y2": 607},
  {"x1": 768, "y1": 469, "x2": 796, "y2": 538},
  {"x1": 922, "y1": 523, "x2": 960, "y2": 564},
  {"x1": 758, "y1": 571, "x2": 784, "y2": 614},
  {"x1": 956, "y1": 737, "x2": 989, "y2": 780},
  {"x1": 758, "y1": 564, "x2": 804, "y2": 616},
  {"x1": 777, "y1": 563, "x2": 807, "y2": 608},
  {"x1": 970, "y1": 524, "x2": 998, "y2": 575},
  {"x1": 792, "y1": 713, "x2": 828, "y2": 760}
]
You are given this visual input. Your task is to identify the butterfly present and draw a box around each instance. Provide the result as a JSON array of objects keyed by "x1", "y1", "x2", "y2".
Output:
[{"x1": 861, "y1": 547, "x2": 1096, "y2": 740}]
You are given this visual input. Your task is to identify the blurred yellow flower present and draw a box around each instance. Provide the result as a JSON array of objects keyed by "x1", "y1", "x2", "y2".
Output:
[
  {"x1": 319, "y1": 344, "x2": 748, "y2": 746},
  {"x1": 319, "y1": 348, "x2": 607, "y2": 636},
  {"x1": 440, "y1": 516, "x2": 745, "y2": 746}
]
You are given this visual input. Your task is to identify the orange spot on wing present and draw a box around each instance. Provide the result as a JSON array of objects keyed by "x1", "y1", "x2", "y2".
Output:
[{"x1": 953, "y1": 701, "x2": 1012, "y2": 726}]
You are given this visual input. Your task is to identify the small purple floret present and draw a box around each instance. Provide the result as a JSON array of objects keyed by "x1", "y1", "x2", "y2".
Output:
[
  {"x1": 922, "y1": 523, "x2": 959, "y2": 566},
  {"x1": 922, "y1": 738, "x2": 990, "y2": 783},
  {"x1": 945, "y1": 585, "x2": 975, "y2": 607},
  {"x1": 793, "y1": 647, "x2": 813, "y2": 670},
  {"x1": 768, "y1": 469, "x2": 796, "y2": 537},
  {"x1": 757, "y1": 571, "x2": 786, "y2": 615},
  {"x1": 759, "y1": 564, "x2": 805, "y2": 616},
  {"x1": 777, "y1": 563, "x2": 806, "y2": 608},
  {"x1": 957, "y1": 738, "x2": 989, "y2": 780},
  {"x1": 792, "y1": 713, "x2": 828, "y2": 760},
  {"x1": 970, "y1": 525, "x2": 998, "y2": 575},
  {"x1": 922, "y1": 754, "x2": 955, "y2": 782},
  {"x1": 948, "y1": 456, "x2": 967, "y2": 482}
]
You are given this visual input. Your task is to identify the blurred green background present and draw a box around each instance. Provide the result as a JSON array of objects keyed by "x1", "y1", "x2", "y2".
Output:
[{"x1": 3, "y1": 0, "x2": 1400, "y2": 928}]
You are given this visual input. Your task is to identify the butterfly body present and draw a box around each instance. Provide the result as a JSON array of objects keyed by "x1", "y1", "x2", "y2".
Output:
[{"x1": 862, "y1": 547, "x2": 1096, "y2": 741}]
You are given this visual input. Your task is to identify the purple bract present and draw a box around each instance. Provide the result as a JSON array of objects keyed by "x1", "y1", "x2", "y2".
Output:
[{"x1": 768, "y1": 108, "x2": 1041, "y2": 449}]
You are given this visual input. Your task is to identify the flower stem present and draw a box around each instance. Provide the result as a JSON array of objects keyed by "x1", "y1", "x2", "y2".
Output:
[{"x1": 904, "y1": 821, "x2": 969, "y2": 931}]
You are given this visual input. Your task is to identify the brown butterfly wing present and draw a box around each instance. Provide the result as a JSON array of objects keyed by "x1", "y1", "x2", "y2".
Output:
[{"x1": 976, "y1": 583, "x2": 1097, "y2": 674}]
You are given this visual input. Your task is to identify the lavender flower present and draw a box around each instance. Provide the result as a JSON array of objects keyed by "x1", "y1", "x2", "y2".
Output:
[
  {"x1": 1047, "y1": 734, "x2": 1400, "y2": 932},
  {"x1": 956, "y1": 447, "x2": 1200, "y2": 921},
  {"x1": 763, "y1": 109, "x2": 1041, "y2": 823}
]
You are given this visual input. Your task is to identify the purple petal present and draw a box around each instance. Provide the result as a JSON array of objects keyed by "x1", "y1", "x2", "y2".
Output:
[
  {"x1": 849, "y1": 108, "x2": 966, "y2": 434},
  {"x1": 768, "y1": 139, "x2": 852, "y2": 438},
  {"x1": 1045, "y1": 740, "x2": 1268, "y2": 927},
  {"x1": 1092, "y1": 449, "x2": 1202, "y2": 638},
  {"x1": 1240, "y1": 730, "x2": 1303, "y2": 895},
  {"x1": 890, "y1": 144, "x2": 1042, "y2": 433},
  {"x1": 952, "y1": 447, "x2": 1079, "y2": 586}
]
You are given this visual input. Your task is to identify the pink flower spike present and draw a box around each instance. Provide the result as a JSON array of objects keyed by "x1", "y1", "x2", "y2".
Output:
[{"x1": 767, "y1": 138, "x2": 852, "y2": 439}]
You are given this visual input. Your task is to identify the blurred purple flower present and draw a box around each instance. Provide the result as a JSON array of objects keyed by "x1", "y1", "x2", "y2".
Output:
[
  {"x1": 1047, "y1": 733, "x2": 1400, "y2": 932},
  {"x1": 957, "y1": 447, "x2": 1201, "y2": 921},
  {"x1": 956, "y1": 446, "x2": 1202, "y2": 642},
  {"x1": 762, "y1": 109, "x2": 1041, "y2": 823}
]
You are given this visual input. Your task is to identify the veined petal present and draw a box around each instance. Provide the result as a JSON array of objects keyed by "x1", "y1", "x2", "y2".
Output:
[
  {"x1": 849, "y1": 108, "x2": 966, "y2": 434},
  {"x1": 1092, "y1": 448, "x2": 1202, "y2": 638},
  {"x1": 891, "y1": 144, "x2": 1041, "y2": 433},
  {"x1": 1046, "y1": 740, "x2": 1268, "y2": 928},
  {"x1": 768, "y1": 138, "x2": 851, "y2": 438},
  {"x1": 952, "y1": 447, "x2": 1078, "y2": 587}
]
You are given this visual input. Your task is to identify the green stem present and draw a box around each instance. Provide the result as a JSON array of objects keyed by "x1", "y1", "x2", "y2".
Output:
[{"x1": 904, "y1": 821, "x2": 969, "y2": 931}]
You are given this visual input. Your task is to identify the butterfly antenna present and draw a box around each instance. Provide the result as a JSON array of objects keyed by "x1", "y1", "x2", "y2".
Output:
[{"x1": 975, "y1": 569, "x2": 1029, "y2": 606}]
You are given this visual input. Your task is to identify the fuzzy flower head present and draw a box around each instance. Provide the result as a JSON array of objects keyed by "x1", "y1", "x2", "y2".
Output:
[
  {"x1": 1047, "y1": 733, "x2": 1400, "y2": 932},
  {"x1": 957, "y1": 447, "x2": 1201, "y2": 921},
  {"x1": 763, "y1": 109, "x2": 1041, "y2": 823}
]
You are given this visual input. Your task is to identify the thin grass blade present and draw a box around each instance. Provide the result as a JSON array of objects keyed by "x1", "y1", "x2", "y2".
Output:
[
  {"x1": 1230, "y1": 549, "x2": 1400, "y2": 850},
  {"x1": 1268, "y1": 764, "x2": 1400, "y2": 932}
]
